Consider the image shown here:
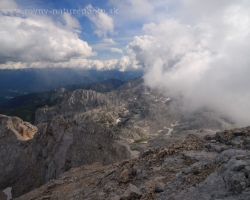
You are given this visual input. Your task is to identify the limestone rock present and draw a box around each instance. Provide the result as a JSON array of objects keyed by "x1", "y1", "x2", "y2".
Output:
[
  {"x1": 155, "y1": 182, "x2": 165, "y2": 193},
  {"x1": 122, "y1": 184, "x2": 142, "y2": 200},
  {"x1": 15, "y1": 127, "x2": 250, "y2": 200},
  {"x1": 119, "y1": 169, "x2": 130, "y2": 183},
  {"x1": 0, "y1": 114, "x2": 130, "y2": 198}
]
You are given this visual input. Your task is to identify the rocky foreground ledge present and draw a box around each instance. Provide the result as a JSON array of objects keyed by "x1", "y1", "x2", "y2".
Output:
[{"x1": 16, "y1": 127, "x2": 250, "y2": 200}]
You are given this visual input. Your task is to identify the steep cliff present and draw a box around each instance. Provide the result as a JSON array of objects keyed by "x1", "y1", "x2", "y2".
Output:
[{"x1": 0, "y1": 114, "x2": 130, "y2": 198}]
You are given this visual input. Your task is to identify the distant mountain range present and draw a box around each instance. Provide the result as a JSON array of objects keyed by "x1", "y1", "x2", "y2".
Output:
[
  {"x1": 0, "y1": 78, "x2": 127, "y2": 123},
  {"x1": 0, "y1": 68, "x2": 142, "y2": 104}
]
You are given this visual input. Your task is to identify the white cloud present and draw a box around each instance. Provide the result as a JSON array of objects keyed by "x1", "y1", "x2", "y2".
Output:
[
  {"x1": 128, "y1": 0, "x2": 250, "y2": 126},
  {"x1": 108, "y1": 0, "x2": 176, "y2": 26},
  {"x1": 103, "y1": 38, "x2": 116, "y2": 44},
  {"x1": 110, "y1": 48, "x2": 123, "y2": 54},
  {"x1": 63, "y1": 13, "x2": 80, "y2": 30},
  {"x1": 0, "y1": 3, "x2": 95, "y2": 64},
  {"x1": 0, "y1": 0, "x2": 18, "y2": 9},
  {"x1": 107, "y1": 0, "x2": 178, "y2": 47},
  {"x1": 91, "y1": 38, "x2": 117, "y2": 51},
  {"x1": 108, "y1": 0, "x2": 154, "y2": 21},
  {"x1": 85, "y1": 4, "x2": 114, "y2": 38},
  {"x1": 0, "y1": 56, "x2": 141, "y2": 72}
]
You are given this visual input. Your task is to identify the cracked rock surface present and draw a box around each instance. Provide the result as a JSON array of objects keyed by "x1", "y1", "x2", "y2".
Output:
[
  {"x1": 16, "y1": 127, "x2": 250, "y2": 200},
  {"x1": 0, "y1": 114, "x2": 130, "y2": 198}
]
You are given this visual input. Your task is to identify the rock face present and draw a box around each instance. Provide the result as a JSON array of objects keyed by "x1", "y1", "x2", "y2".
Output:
[
  {"x1": 0, "y1": 114, "x2": 37, "y2": 141},
  {"x1": 16, "y1": 127, "x2": 250, "y2": 200},
  {"x1": 0, "y1": 77, "x2": 239, "y2": 199},
  {"x1": 35, "y1": 77, "x2": 181, "y2": 142},
  {"x1": 159, "y1": 127, "x2": 250, "y2": 200},
  {"x1": 0, "y1": 114, "x2": 130, "y2": 198},
  {"x1": 34, "y1": 78, "x2": 147, "y2": 125},
  {"x1": 50, "y1": 87, "x2": 70, "y2": 102},
  {"x1": 35, "y1": 77, "x2": 234, "y2": 144}
]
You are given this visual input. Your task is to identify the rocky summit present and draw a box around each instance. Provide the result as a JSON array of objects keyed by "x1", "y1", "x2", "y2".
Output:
[
  {"x1": 0, "y1": 77, "x2": 244, "y2": 199},
  {"x1": 15, "y1": 127, "x2": 250, "y2": 200}
]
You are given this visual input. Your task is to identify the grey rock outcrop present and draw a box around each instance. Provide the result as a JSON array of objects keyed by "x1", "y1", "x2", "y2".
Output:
[
  {"x1": 121, "y1": 184, "x2": 142, "y2": 199},
  {"x1": 35, "y1": 89, "x2": 123, "y2": 124},
  {"x1": 16, "y1": 127, "x2": 250, "y2": 200},
  {"x1": 35, "y1": 77, "x2": 179, "y2": 142},
  {"x1": 35, "y1": 77, "x2": 235, "y2": 146},
  {"x1": 50, "y1": 87, "x2": 70, "y2": 102},
  {"x1": 158, "y1": 149, "x2": 250, "y2": 200},
  {"x1": 158, "y1": 127, "x2": 250, "y2": 200},
  {"x1": 0, "y1": 114, "x2": 130, "y2": 198}
]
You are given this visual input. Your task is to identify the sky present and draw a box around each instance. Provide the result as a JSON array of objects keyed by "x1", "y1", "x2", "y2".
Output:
[
  {"x1": 0, "y1": 0, "x2": 166, "y2": 71},
  {"x1": 1, "y1": 0, "x2": 250, "y2": 125}
]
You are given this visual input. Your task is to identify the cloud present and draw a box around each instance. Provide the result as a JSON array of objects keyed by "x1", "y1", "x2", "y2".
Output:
[
  {"x1": 108, "y1": 0, "x2": 177, "y2": 26},
  {"x1": 110, "y1": 48, "x2": 123, "y2": 54},
  {"x1": 107, "y1": 0, "x2": 178, "y2": 47},
  {"x1": 0, "y1": 56, "x2": 141, "y2": 72},
  {"x1": 63, "y1": 13, "x2": 80, "y2": 30},
  {"x1": 0, "y1": 3, "x2": 95, "y2": 64},
  {"x1": 108, "y1": 0, "x2": 154, "y2": 21},
  {"x1": 103, "y1": 38, "x2": 116, "y2": 44},
  {"x1": 91, "y1": 39, "x2": 124, "y2": 54},
  {"x1": 0, "y1": 0, "x2": 18, "y2": 9},
  {"x1": 85, "y1": 5, "x2": 114, "y2": 38},
  {"x1": 91, "y1": 38, "x2": 117, "y2": 51},
  {"x1": 127, "y1": 0, "x2": 250, "y2": 126}
]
